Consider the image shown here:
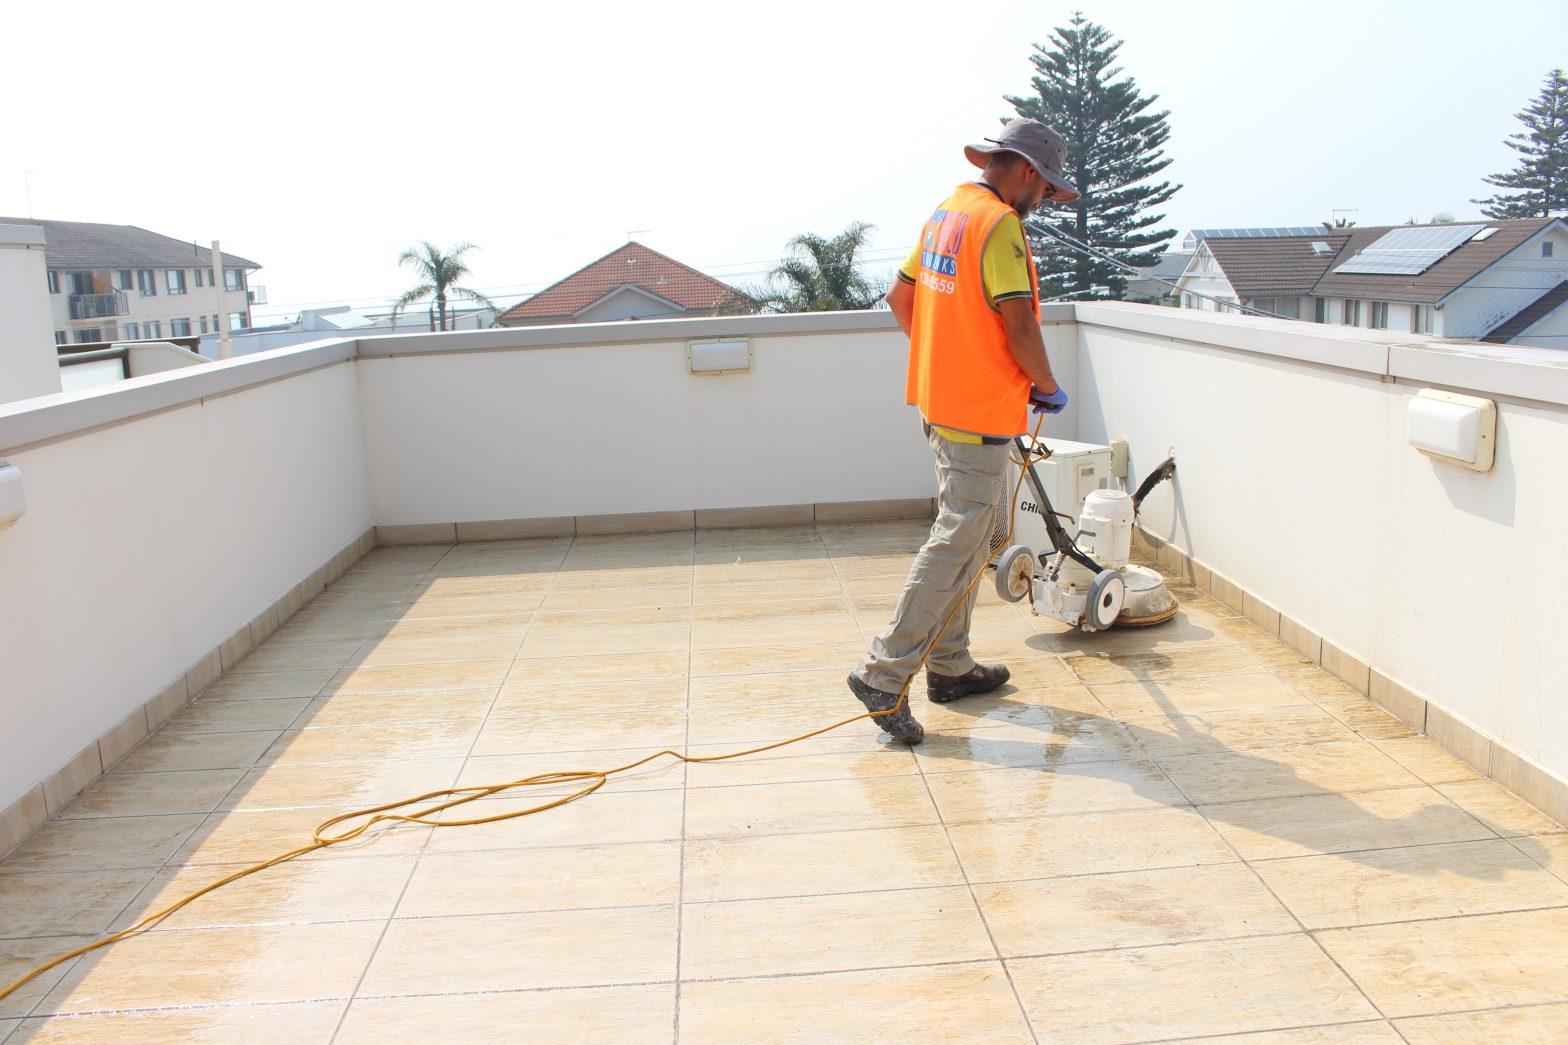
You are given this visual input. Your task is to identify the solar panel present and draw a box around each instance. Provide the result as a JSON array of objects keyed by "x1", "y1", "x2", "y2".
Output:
[{"x1": 1333, "y1": 225, "x2": 1484, "y2": 276}]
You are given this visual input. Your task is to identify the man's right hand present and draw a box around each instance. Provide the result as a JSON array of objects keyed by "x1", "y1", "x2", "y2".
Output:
[{"x1": 1030, "y1": 385, "x2": 1069, "y2": 414}]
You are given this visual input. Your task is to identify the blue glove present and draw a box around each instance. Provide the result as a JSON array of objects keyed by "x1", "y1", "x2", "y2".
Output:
[{"x1": 1029, "y1": 385, "x2": 1069, "y2": 415}]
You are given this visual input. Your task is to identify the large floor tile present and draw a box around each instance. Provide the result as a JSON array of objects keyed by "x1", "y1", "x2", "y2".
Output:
[
  {"x1": 173, "y1": 808, "x2": 430, "y2": 865},
  {"x1": 506, "y1": 649, "x2": 690, "y2": 682},
  {"x1": 1090, "y1": 672, "x2": 1311, "y2": 719},
  {"x1": 1009, "y1": 934, "x2": 1378, "y2": 1044},
  {"x1": 10, "y1": 1001, "x2": 347, "y2": 1044},
  {"x1": 1063, "y1": 641, "x2": 1264, "y2": 685},
  {"x1": 683, "y1": 825, "x2": 963, "y2": 903},
  {"x1": 455, "y1": 751, "x2": 686, "y2": 795},
  {"x1": 976, "y1": 863, "x2": 1296, "y2": 957},
  {"x1": 470, "y1": 709, "x2": 687, "y2": 757},
  {"x1": 925, "y1": 760, "x2": 1188, "y2": 823},
  {"x1": 689, "y1": 641, "x2": 868, "y2": 677},
  {"x1": 1318, "y1": 906, "x2": 1568, "y2": 1017},
  {"x1": 0, "y1": 815, "x2": 206, "y2": 875},
  {"x1": 1159, "y1": 1021, "x2": 1403, "y2": 1043},
  {"x1": 1371, "y1": 737, "x2": 1482, "y2": 785},
  {"x1": 490, "y1": 676, "x2": 688, "y2": 717},
  {"x1": 231, "y1": 641, "x2": 365, "y2": 675},
  {"x1": 683, "y1": 776, "x2": 938, "y2": 839},
  {"x1": 948, "y1": 806, "x2": 1235, "y2": 883},
  {"x1": 346, "y1": 635, "x2": 526, "y2": 669},
  {"x1": 296, "y1": 688, "x2": 495, "y2": 729},
  {"x1": 37, "y1": 921, "x2": 383, "y2": 1014},
  {"x1": 59, "y1": 769, "x2": 245, "y2": 819},
  {"x1": 198, "y1": 670, "x2": 335, "y2": 701},
  {"x1": 1198, "y1": 786, "x2": 1495, "y2": 861},
  {"x1": 111, "y1": 730, "x2": 281, "y2": 773},
  {"x1": 686, "y1": 669, "x2": 849, "y2": 709},
  {"x1": 1157, "y1": 740, "x2": 1423, "y2": 805},
  {"x1": 0, "y1": 870, "x2": 152, "y2": 938},
  {"x1": 335, "y1": 984, "x2": 675, "y2": 1044},
  {"x1": 681, "y1": 885, "x2": 992, "y2": 980},
  {"x1": 1397, "y1": 1003, "x2": 1568, "y2": 1043},
  {"x1": 678, "y1": 961, "x2": 1032, "y2": 1043},
  {"x1": 218, "y1": 758, "x2": 465, "y2": 812},
  {"x1": 1, "y1": 936, "x2": 92, "y2": 1018},
  {"x1": 259, "y1": 719, "x2": 482, "y2": 766},
  {"x1": 913, "y1": 714, "x2": 1144, "y2": 773},
  {"x1": 519, "y1": 622, "x2": 690, "y2": 658},
  {"x1": 686, "y1": 699, "x2": 868, "y2": 746},
  {"x1": 397, "y1": 842, "x2": 681, "y2": 917},
  {"x1": 682, "y1": 734, "x2": 917, "y2": 789},
  {"x1": 1435, "y1": 778, "x2": 1567, "y2": 837},
  {"x1": 359, "y1": 906, "x2": 677, "y2": 996},
  {"x1": 321, "y1": 660, "x2": 512, "y2": 695},
  {"x1": 1252, "y1": 838, "x2": 1568, "y2": 929},
  {"x1": 1125, "y1": 704, "x2": 1359, "y2": 758},
  {"x1": 160, "y1": 697, "x2": 312, "y2": 735},
  {"x1": 422, "y1": 789, "x2": 685, "y2": 853}
]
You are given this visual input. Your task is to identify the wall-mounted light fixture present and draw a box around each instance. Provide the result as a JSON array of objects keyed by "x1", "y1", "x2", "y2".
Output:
[
  {"x1": 1408, "y1": 389, "x2": 1496, "y2": 471},
  {"x1": 687, "y1": 338, "x2": 751, "y2": 375},
  {"x1": 0, "y1": 460, "x2": 24, "y2": 532}
]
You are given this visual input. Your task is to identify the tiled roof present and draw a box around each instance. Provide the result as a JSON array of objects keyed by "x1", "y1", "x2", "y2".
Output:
[
  {"x1": 0, "y1": 217, "x2": 260, "y2": 270},
  {"x1": 1201, "y1": 235, "x2": 1351, "y2": 298},
  {"x1": 1311, "y1": 219, "x2": 1557, "y2": 304},
  {"x1": 501, "y1": 242, "x2": 742, "y2": 319},
  {"x1": 1482, "y1": 279, "x2": 1568, "y2": 343}
]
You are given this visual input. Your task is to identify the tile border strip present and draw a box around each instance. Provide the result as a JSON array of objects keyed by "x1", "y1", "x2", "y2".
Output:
[
  {"x1": 1133, "y1": 524, "x2": 1567, "y2": 830},
  {"x1": 0, "y1": 527, "x2": 377, "y2": 861}
]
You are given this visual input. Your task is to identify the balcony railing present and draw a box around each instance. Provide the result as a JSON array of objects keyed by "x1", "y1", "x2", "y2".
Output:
[{"x1": 68, "y1": 290, "x2": 129, "y2": 320}]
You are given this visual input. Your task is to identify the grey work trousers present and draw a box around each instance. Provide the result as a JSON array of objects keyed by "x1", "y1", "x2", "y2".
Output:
[{"x1": 856, "y1": 424, "x2": 1009, "y2": 694}]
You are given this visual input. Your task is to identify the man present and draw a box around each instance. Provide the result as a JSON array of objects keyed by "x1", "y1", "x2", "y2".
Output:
[{"x1": 847, "y1": 118, "x2": 1079, "y2": 744}]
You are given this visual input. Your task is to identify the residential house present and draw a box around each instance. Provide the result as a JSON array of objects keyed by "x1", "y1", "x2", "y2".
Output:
[
  {"x1": 497, "y1": 241, "x2": 745, "y2": 326},
  {"x1": 1122, "y1": 250, "x2": 1192, "y2": 303},
  {"x1": 1175, "y1": 218, "x2": 1568, "y2": 345},
  {"x1": 2, "y1": 217, "x2": 261, "y2": 346}
]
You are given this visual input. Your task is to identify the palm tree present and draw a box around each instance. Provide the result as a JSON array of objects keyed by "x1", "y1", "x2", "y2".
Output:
[
  {"x1": 719, "y1": 222, "x2": 885, "y2": 314},
  {"x1": 392, "y1": 241, "x2": 496, "y2": 331}
]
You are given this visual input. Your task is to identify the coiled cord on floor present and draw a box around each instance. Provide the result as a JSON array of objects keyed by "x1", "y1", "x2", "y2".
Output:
[{"x1": 1, "y1": 416, "x2": 1052, "y2": 1003}]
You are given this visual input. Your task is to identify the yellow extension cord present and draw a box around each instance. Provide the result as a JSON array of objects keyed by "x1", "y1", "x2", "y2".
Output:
[{"x1": 1, "y1": 418, "x2": 1053, "y2": 1004}]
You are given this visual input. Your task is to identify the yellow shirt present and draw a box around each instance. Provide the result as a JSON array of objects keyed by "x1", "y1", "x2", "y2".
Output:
[{"x1": 899, "y1": 186, "x2": 1035, "y2": 443}]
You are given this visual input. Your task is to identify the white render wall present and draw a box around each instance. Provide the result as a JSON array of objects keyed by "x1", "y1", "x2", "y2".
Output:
[
  {"x1": 0, "y1": 360, "x2": 373, "y2": 810},
  {"x1": 1444, "y1": 224, "x2": 1568, "y2": 340},
  {"x1": 0, "y1": 224, "x2": 63, "y2": 402},
  {"x1": 1075, "y1": 302, "x2": 1568, "y2": 784}
]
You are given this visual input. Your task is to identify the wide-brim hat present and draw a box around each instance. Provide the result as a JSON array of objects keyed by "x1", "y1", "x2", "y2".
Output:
[{"x1": 964, "y1": 118, "x2": 1080, "y2": 203}]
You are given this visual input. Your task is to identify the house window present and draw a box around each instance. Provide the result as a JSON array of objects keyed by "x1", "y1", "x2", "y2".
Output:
[
  {"x1": 137, "y1": 269, "x2": 157, "y2": 295},
  {"x1": 227, "y1": 311, "x2": 245, "y2": 331},
  {"x1": 1546, "y1": 242, "x2": 1555, "y2": 258},
  {"x1": 199, "y1": 315, "x2": 209, "y2": 334},
  {"x1": 194, "y1": 269, "x2": 205, "y2": 288},
  {"x1": 1371, "y1": 302, "x2": 1388, "y2": 329},
  {"x1": 69, "y1": 271, "x2": 94, "y2": 295},
  {"x1": 145, "y1": 320, "x2": 162, "y2": 338},
  {"x1": 166, "y1": 270, "x2": 187, "y2": 295},
  {"x1": 74, "y1": 328, "x2": 102, "y2": 344},
  {"x1": 121, "y1": 323, "x2": 139, "y2": 340},
  {"x1": 224, "y1": 269, "x2": 243, "y2": 291},
  {"x1": 47, "y1": 271, "x2": 60, "y2": 294},
  {"x1": 211, "y1": 314, "x2": 220, "y2": 330},
  {"x1": 1342, "y1": 299, "x2": 1361, "y2": 326},
  {"x1": 1314, "y1": 298, "x2": 1327, "y2": 323},
  {"x1": 1217, "y1": 296, "x2": 1237, "y2": 313},
  {"x1": 1415, "y1": 305, "x2": 1435, "y2": 334},
  {"x1": 113, "y1": 270, "x2": 133, "y2": 291},
  {"x1": 54, "y1": 330, "x2": 68, "y2": 345},
  {"x1": 171, "y1": 318, "x2": 192, "y2": 337}
]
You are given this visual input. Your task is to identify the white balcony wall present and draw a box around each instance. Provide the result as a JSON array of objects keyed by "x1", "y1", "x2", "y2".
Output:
[
  {"x1": 1075, "y1": 302, "x2": 1568, "y2": 783},
  {"x1": 0, "y1": 354, "x2": 373, "y2": 809}
]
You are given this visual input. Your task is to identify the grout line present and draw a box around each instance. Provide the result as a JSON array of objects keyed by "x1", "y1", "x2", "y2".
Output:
[{"x1": 673, "y1": 527, "x2": 695, "y2": 1045}]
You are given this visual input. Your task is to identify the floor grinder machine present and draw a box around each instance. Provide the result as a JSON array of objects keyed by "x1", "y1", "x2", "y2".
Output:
[{"x1": 992, "y1": 437, "x2": 1179, "y2": 632}]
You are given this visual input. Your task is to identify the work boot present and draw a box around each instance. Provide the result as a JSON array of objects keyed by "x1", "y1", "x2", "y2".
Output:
[
  {"x1": 926, "y1": 663, "x2": 1011, "y2": 704},
  {"x1": 846, "y1": 674, "x2": 924, "y2": 744}
]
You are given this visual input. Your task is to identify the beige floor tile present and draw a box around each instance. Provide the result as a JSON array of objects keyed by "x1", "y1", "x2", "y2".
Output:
[
  {"x1": 683, "y1": 776, "x2": 938, "y2": 839},
  {"x1": 112, "y1": 854, "x2": 414, "y2": 930},
  {"x1": 1009, "y1": 934, "x2": 1378, "y2": 1044},
  {"x1": 1126, "y1": 704, "x2": 1360, "y2": 758},
  {"x1": 691, "y1": 577, "x2": 843, "y2": 605},
  {"x1": 1064, "y1": 642, "x2": 1264, "y2": 685},
  {"x1": 268, "y1": 618, "x2": 389, "y2": 646},
  {"x1": 346, "y1": 635, "x2": 526, "y2": 669},
  {"x1": 519, "y1": 622, "x2": 690, "y2": 658},
  {"x1": 689, "y1": 641, "x2": 868, "y2": 677},
  {"x1": 397, "y1": 842, "x2": 680, "y2": 918},
  {"x1": 948, "y1": 806, "x2": 1235, "y2": 884},
  {"x1": 1319, "y1": 907, "x2": 1568, "y2": 1017},
  {"x1": 423, "y1": 789, "x2": 685, "y2": 853},
  {"x1": 1397, "y1": 1003, "x2": 1568, "y2": 1043},
  {"x1": 1435, "y1": 778, "x2": 1566, "y2": 837},
  {"x1": 687, "y1": 669, "x2": 849, "y2": 709},
  {"x1": 540, "y1": 585, "x2": 693, "y2": 612},
  {"x1": 455, "y1": 751, "x2": 686, "y2": 795},
  {"x1": 550, "y1": 565, "x2": 694, "y2": 592},
  {"x1": 691, "y1": 596, "x2": 848, "y2": 623},
  {"x1": 1317, "y1": 699, "x2": 1418, "y2": 741},
  {"x1": 678, "y1": 961, "x2": 1031, "y2": 1044},
  {"x1": 38, "y1": 921, "x2": 383, "y2": 1013},
  {"x1": 913, "y1": 714, "x2": 1144, "y2": 773},
  {"x1": 682, "y1": 735, "x2": 917, "y2": 789},
  {"x1": 506, "y1": 648, "x2": 690, "y2": 682},
  {"x1": 0, "y1": 937, "x2": 93, "y2": 1018},
  {"x1": 60, "y1": 769, "x2": 245, "y2": 819},
  {"x1": 231, "y1": 641, "x2": 365, "y2": 674},
  {"x1": 1200, "y1": 787, "x2": 1497, "y2": 861},
  {"x1": 0, "y1": 870, "x2": 152, "y2": 938},
  {"x1": 686, "y1": 699, "x2": 867, "y2": 746},
  {"x1": 470, "y1": 709, "x2": 687, "y2": 757},
  {"x1": 691, "y1": 618, "x2": 862, "y2": 651},
  {"x1": 1158, "y1": 740, "x2": 1423, "y2": 806},
  {"x1": 360, "y1": 905, "x2": 676, "y2": 996},
  {"x1": 368, "y1": 614, "x2": 533, "y2": 642},
  {"x1": 1372, "y1": 737, "x2": 1482, "y2": 784},
  {"x1": 490, "y1": 676, "x2": 689, "y2": 717},
  {"x1": 1253, "y1": 838, "x2": 1568, "y2": 929},
  {"x1": 683, "y1": 824, "x2": 963, "y2": 903},
  {"x1": 335, "y1": 984, "x2": 674, "y2": 1045},
  {"x1": 1513, "y1": 832, "x2": 1568, "y2": 882},
  {"x1": 198, "y1": 670, "x2": 334, "y2": 701},
  {"x1": 1042, "y1": 613, "x2": 1228, "y2": 656},
  {"x1": 13, "y1": 1001, "x2": 347, "y2": 1044},
  {"x1": 681, "y1": 885, "x2": 992, "y2": 980},
  {"x1": 0, "y1": 815, "x2": 206, "y2": 874},
  {"x1": 218, "y1": 758, "x2": 465, "y2": 812},
  {"x1": 532, "y1": 605, "x2": 692, "y2": 632},
  {"x1": 322, "y1": 659, "x2": 511, "y2": 695},
  {"x1": 395, "y1": 593, "x2": 543, "y2": 619},
  {"x1": 917, "y1": 686, "x2": 1108, "y2": 731},
  {"x1": 296, "y1": 688, "x2": 495, "y2": 730},
  {"x1": 260, "y1": 719, "x2": 482, "y2": 766},
  {"x1": 1277, "y1": 666, "x2": 1368, "y2": 703},
  {"x1": 926, "y1": 760, "x2": 1189, "y2": 824},
  {"x1": 977, "y1": 863, "x2": 1296, "y2": 957},
  {"x1": 110, "y1": 730, "x2": 281, "y2": 774},
  {"x1": 1091, "y1": 672, "x2": 1311, "y2": 719},
  {"x1": 160, "y1": 697, "x2": 311, "y2": 734},
  {"x1": 173, "y1": 808, "x2": 430, "y2": 865},
  {"x1": 411, "y1": 574, "x2": 553, "y2": 599},
  {"x1": 1159, "y1": 1025, "x2": 1404, "y2": 1045}
]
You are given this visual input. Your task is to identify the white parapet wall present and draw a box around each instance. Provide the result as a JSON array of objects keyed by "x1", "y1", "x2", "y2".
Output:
[{"x1": 1075, "y1": 301, "x2": 1568, "y2": 794}]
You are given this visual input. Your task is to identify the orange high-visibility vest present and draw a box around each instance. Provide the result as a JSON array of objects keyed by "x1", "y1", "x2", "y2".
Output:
[{"x1": 905, "y1": 182, "x2": 1038, "y2": 438}]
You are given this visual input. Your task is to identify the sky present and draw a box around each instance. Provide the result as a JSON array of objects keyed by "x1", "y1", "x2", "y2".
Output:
[{"x1": 3, "y1": 0, "x2": 1564, "y2": 324}]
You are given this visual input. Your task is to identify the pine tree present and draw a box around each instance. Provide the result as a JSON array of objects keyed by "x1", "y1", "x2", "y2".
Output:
[
  {"x1": 1005, "y1": 14, "x2": 1180, "y2": 300},
  {"x1": 1473, "y1": 69, "x2": 1568, "y2": 219}
]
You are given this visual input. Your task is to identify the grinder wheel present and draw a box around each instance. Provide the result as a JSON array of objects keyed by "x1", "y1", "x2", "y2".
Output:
[{"x1": 995, "y1": 544, "x2": 1035, "y2": 603}]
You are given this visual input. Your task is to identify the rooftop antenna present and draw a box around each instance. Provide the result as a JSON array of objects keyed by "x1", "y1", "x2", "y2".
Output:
[
  {"x1": 22, "y1": 171, "x2": 34, "y2": 218},
  {"x1": 626, "y1": 229, "x2": 649, "y2": 242},
  {"x1": 1331, "y1": 208, "x2": 1359, "y2": 228}
]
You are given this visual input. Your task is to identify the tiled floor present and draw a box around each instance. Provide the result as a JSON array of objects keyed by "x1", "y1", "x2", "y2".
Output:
[{"x1": 3, "y1": 521, "x2": 1568, "y2": 1043}]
